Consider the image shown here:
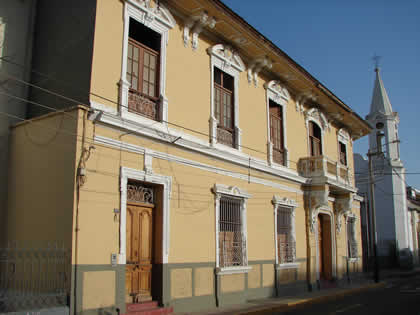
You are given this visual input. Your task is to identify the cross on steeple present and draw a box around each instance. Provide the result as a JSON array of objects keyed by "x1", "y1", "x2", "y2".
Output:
[{"x1": 372, "y1": 54, "x2": 382, "y2": 72}]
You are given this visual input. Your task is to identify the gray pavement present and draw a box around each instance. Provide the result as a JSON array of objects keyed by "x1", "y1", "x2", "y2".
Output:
[{"x1": 175, "y1": 267, "x2": 420, "y2": 315}]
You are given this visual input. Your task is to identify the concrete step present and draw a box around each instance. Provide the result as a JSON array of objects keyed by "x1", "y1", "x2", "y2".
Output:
[
  {"x1": 125, "y1": 302, "x2": 173, "y2": 315},
  {"x1": 127, "y1": 302, "x2": 158, "y2": 312}
]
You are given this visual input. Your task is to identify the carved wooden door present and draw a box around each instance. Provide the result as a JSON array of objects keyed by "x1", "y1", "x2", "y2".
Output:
[{"x1": 126, "y1": 205, "x2": 153, "y2": 303}]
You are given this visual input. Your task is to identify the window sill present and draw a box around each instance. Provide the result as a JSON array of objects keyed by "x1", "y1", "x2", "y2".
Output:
[
  {"x1": 216, "y1": 266, "x2": 252, "y2": 275},
  {"x1": 276, "y1": 262, "x2": 300, "y2": 270}
]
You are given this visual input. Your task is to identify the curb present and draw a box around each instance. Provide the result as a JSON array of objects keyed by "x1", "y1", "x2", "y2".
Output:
[{"x1": 235, "y1": 282, "x2": 386, "y2": 315}]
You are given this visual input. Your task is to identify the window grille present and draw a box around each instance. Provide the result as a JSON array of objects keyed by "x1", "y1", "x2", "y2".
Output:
[
  {"x1": 347, "y1": 217, "x2": 358, "y2": 259},
  {"x1": 219, "y1": 196, "x2": 245, "y2": 267},
  {"x1": 277, "y1": 207, "x2": 295, "y2": 263}
]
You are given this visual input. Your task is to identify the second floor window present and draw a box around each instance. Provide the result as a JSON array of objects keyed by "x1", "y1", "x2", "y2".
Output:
[
  {"x1": 339, "y1": 141, "x2": 347, "y2": 165},
  {"x1": 127, "y1": 19, "x2": 161, "y2": 120},
  {"x1": 309, "y1": 121, "x2": 322, "y2": 156},
  {"x1": 269, "y1": 100, "x2": 285, "y2": 165},
  {"x1": 214, "y1": 67, "x2": 235, "y2": 147}
]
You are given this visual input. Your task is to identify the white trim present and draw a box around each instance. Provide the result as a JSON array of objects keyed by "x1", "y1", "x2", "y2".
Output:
[
  {"x1": 216, "y1": 266, "x2": 252, "y2": 275},
  {"x1": 265, "y1": 80, "x2": 290, "y2": 168},
  {"x1": 119, "y1": 166, "x2": 172, "y2": 264},
  {"x1": 119, "y1": 1, "x2": 175, "y2": 126},
  {"x1": 95, "y1": 134, "x2": 303, "y2": 194},
  {"x1": 272, "y1": 196, "x2": 298, "y2": 265},
  {"x1": 91, "y1": 107, "x2": 309, "y2": 185},
  {"x1": 207, "y1": 44, "x2": 245, "y2": 150},
  {"x1": 213, "y1": 184, "x2": 250, "y2": 269},
  {"x1": 276, "y1": 263, "x2": 300, "y2": 269},
  {"x1": 315, "y1": 207, "x2": 337, "y2": 280}
]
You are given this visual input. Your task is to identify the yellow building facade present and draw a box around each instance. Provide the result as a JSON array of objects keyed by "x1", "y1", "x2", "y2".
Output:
[{"x1": 5, "y1": 0, "x2": 371, "y2": 314}]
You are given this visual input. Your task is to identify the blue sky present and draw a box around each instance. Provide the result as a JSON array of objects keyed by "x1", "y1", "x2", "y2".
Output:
[{"x1": 222, "y1": 0, "x2": 420, "y2": 188}]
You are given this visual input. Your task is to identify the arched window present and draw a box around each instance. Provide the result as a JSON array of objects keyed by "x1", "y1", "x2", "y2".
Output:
[{"x1": 309, "y1": 121, "x2": 322, "y2": 156}]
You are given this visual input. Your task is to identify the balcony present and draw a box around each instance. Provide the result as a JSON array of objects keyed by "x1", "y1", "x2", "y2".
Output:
[
  {"x1": 128, "y1": 90, "x2": 159, "y2": 121},
  {"x1": 298, "y1": 155, "x2": 351, "y2": 186}
]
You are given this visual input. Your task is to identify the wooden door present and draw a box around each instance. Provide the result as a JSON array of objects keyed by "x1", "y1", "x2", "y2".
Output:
[
  {"x1": 126, "y1": 204, "x2": 153, "y2": 303},
  {"x1": 318, "y1": 214, "x2": 332, "y2": 280},
  {"x1": 317, "y1": 215, "x2": 324, "y2": 278}
]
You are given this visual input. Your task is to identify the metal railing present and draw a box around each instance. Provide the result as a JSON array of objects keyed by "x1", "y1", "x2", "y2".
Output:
[
  {"x1": 278, "y1": 239, "x2": 296, "y2": 264},
  {"x1": 0, "y1": 241, "x2": 70, "y2": 312}
]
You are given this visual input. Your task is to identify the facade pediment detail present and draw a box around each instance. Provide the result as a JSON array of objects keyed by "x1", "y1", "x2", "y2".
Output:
[
  {"x1": 264, "y1": 80, "x2": 290, "y2": 104},
  {"x1": 304, "y1": 107, "x2": 330, "y2": 131},
  {"x1": 127, "y1": 0, "x2": 176, "y2": 29},
  {"x1": 207, "y1": 44, "x2": 245, "y2": 73}
]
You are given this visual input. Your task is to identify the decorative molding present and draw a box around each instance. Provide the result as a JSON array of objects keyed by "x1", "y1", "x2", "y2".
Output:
[
  {"x1": 90, "y1": 102, "x2": 357, "y2": 193},
  {"x1": 120, "y1": 166, "x2": 172, "y2": 264},
  {"x1": 212, "y1": 184, "x2": 252, "y2": 199},
  {"x1": 307, "y1": 187, "x2": 329, "y2": 233},
  {"x1": 183, "y1": 10, "x2": 216, "y2": 50},
  {"x1": 335, "y1": 193, "x2": 354, "y2": 233},
  {"x1": 247, "y1": 57, "x2": 272, "y2": 87},
  {"x1": 208, "y1": 44, "x2": 245, "y2": 149},
  {"x1": 144, "y1": 149, "x2": 153, "y2": 174},
  {"x1": 304, "y1": 107, "x2": 330, "y2": 131},
  {"x1": 338, "y1": 128, "x2": 351, "y2": 143},
  {"x1": 272, "y1": 195, "x2": 298, "y2": 209},
  {"x1": 120, "y1": 0, "x2": 175, "y2": 125},
  {"x1": 94, "y1": 134, "x2": 305, "y2": 194}
]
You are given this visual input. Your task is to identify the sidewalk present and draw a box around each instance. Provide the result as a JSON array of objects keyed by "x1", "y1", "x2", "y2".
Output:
[{"x1": 175, "y1": 267, "x2": 420, "y2": 315}]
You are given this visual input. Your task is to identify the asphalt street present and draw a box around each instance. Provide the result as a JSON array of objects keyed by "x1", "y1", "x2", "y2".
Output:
[{"x1": 274, "y1": 275, "x2": 420, "y2": 314}]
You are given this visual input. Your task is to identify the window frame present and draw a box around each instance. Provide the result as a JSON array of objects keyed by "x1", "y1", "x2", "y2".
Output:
[
  {"x1": 265, "y1": 80, "x2": 289, "y2": 168},
  {"x1": 272, "y1": 196, "x2": 299, "y2": 268},
  {"x1": 304, "y1": 108, "x2": 328, "y2": 158},
  {"x1": 119, "y1": 0, "x2": 175, "y2": 125},
  {"x1": 208, "y1": 44, "x2": 245, "y2": 151},
  {"x1": 213, "y1": 184, "x2": 251, "y2": 275},
  {"x1": 309, "y1": 121, "x2": 322, "y2": 156},
  {"x1": 337, "y1": 128, "x2": 351, "y2": 167},
  {"x1": 346, "y1": 215, "x2": 359, "y2": 261}
]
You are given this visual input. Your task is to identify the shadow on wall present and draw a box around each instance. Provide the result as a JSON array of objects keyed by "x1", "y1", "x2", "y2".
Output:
[{"x1": 399, "y1": 248, "x2": 414, "y2": 270}]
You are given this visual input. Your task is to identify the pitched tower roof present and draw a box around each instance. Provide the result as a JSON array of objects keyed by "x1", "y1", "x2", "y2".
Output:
[{"x1": 369, "y1": 68, "x2": 393, "y2": 116}]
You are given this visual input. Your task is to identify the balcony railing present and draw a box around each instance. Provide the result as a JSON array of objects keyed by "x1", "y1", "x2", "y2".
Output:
[
  {"x1": 128, "y1": 90, "x2": 159, "y2": 121},
  {"x1": 298, "y1": 155, "x2": 351, "y2": 184},
  {"x1": 217, "y1": 127, "x2": 235, "y2": 147}
]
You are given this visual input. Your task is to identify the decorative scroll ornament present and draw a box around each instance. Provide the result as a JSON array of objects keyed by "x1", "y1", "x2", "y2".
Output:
[
  {"x1": 248, "y1": 57, "x2": 272, "y2": 87},
  {"x1": 304, "y1": 107, "x2": 330, "y2": 131},
  {"x1": 335, "y1": 193, "x2": 354, "y2": 233},
  {"x1": 264, "y1": 80, "x2": 290, "y2": 105},
  {"x1": 308, "y1": 188, "x2": 329, "y2": 233},
  {"x1": 207, "y1": 44, "x2": 245, "y2": 73},
  {"x1": 184, "y1": 11, "x2": 216, "y2": 50},
  {"x1": 127, "y1": 183, "x2": 154, "y2": 204}
]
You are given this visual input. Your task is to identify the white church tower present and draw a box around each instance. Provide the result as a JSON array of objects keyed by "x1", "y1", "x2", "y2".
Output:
[{"x1": 363, "y1": 67, "x2": 413, "y2": 267}]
